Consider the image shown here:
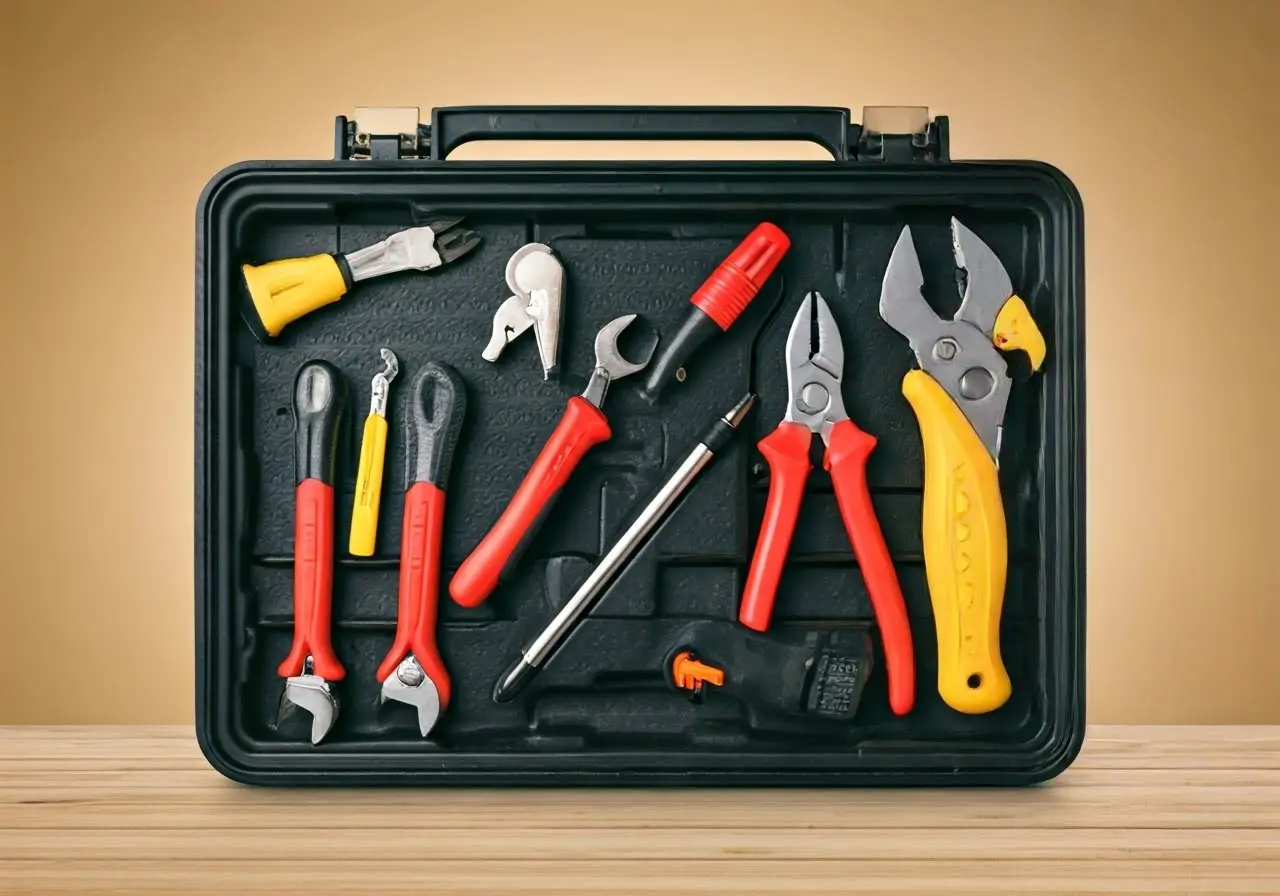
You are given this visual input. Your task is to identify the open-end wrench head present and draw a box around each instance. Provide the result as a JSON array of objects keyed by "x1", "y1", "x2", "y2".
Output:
[
  {"x1": 380, "y1": 665, "x2": 443, "y2": 738},
  {"x1": 593, "y1": 313, "x2": 656, "y2": 380},
  {"x1": 282, "y1": 675, "x2": 339, "y2": 745}
]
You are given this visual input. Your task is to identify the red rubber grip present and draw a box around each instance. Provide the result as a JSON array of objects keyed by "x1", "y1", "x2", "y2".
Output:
[
  {"x1": 377, "y1": 482, "x2": 451, "y2": 706},
  {"x1": 450, "y1": 396, "x2": 612, "y2": 608},
  {"x1": 824, "y1": 418, "x2": 916, "y2": 716},
  {"x1": 278, "y1": 478, "x2": 344, "y2": 681},
  {"x1": 738, "y1": 422, "x2": 813, "y2": 632},
  {"x1": 690, "y1": 222, "x2": 791, "y2": 330}
]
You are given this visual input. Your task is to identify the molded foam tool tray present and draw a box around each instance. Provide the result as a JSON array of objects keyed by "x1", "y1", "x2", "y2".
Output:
[{"x1": 194, "y1": 105, "x2": 1085, "y2": 785}]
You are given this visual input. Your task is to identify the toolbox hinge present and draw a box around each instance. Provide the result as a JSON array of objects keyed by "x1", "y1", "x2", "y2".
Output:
[
  {"x1": 853, "y1": 106, "x2": 949, "y2": 163},
  {"x1": 335, "y1": 106, "x2": 430, "y2": 160}
]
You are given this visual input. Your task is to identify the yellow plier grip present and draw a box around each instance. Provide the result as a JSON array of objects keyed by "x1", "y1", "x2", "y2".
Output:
[
  {"x1": 901, "y1": 370, "x2": 1011, "y2": 714},
  {"x1": 241, "y1": 254, "x2": 351, "y2": 339}
]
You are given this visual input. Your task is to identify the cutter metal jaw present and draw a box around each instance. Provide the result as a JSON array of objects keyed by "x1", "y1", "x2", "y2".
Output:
[
  {"x1": 782, "y1": 291, "x2": 849, "y2": 444},
  {"x1": 482, "y1": 243, "x2": 565, "y2": 379},
  {"x1": 345, "y1": 217, "x2": 481, "y2": 283}
]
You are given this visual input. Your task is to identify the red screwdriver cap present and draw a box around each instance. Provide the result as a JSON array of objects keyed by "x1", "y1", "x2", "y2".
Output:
[{"x1": 690, "y1": 222, "x2": 791, "y2": 331}]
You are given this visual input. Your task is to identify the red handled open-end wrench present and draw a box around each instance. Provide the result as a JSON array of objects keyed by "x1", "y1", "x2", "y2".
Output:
[
  {"x1": 738, "y1": 292, "x2": 915, "y2": 716},
  {"x1": 449, "y1": 314, "x2": 655, "y2": 608},
  {"x1": 377, "y1": 362, "x2": 467, "y2": 737},
  {"x1": 279, "y1": 359, "x2": 348, "y2": 744}
]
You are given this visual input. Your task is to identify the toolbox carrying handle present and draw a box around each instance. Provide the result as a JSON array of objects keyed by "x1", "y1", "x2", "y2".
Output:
[{"x1": 428, "y1": 105, "x2": 855, "y2": 161}]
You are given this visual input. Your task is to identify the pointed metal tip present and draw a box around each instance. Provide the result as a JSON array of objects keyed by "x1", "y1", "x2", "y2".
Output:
[{"x1": 723, "y1": 392, "x2": 757, "y2": 428}]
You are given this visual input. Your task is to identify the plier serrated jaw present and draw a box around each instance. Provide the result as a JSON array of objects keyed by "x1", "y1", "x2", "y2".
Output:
[{"x1": 782, "y1": 291, "x2": 848, "y2": 442}]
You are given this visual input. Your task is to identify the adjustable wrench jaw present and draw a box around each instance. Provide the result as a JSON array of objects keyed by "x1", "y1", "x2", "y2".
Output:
[
  {"x1": 380, "y1": 656, "x2": 443, "y2": 737},
  {"x1": 281, "y1": 665, "x2": 339, "y2": 745},
  {"x1": 581, "y1": 313, "x2": 657, "y2": 407}
]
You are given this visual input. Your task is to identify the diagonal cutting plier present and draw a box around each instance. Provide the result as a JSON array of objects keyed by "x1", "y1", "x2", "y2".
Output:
[
  {"x1": 738, "y1": 291, "x2": 915, "y2": 716},
  {"x1": 241, "y1": 217, "x2": 482, "y2": 339}
]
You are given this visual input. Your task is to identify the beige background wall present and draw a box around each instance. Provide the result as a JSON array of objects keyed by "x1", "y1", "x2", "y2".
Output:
[{"x1": 1, "y1": 0, "x2": 1276, "y2": 725}]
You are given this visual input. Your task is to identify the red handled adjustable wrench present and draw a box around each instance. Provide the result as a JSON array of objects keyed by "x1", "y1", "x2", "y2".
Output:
[
  {"x1": 377, "y1": 362, "x2": 467, "y2": 737},
  {"x1": 738, "y1": 292, "x2": 916, "y2": 716},
  {"x1": 278, "y1": 359, "x2": 348, "y2": 744},
  {"x1": 450, "y1": 314, "x2": 655, "y2": 608}
]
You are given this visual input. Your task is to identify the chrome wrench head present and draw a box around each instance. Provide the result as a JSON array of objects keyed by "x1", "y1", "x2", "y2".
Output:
[
  {"x1": 281, "y1": 670, "x2": 339, "y2": 745},
  {"x1": 582, "y1": 314, "x2": 658, "y2": 407},
  {"x1": 380, "y1": 656, "x2": 442, "y2": 737}
]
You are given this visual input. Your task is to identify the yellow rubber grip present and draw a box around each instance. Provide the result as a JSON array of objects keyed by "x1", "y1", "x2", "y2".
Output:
[
  {"x1": 241, "y1": 254, "x2": 349, "y2": 338},
  {"x1": 902, "y1": 369, "x2": 1011, "y2": 714},
  {"x1": 349, "y1": 413, "x2": 389, "y2": 557}
]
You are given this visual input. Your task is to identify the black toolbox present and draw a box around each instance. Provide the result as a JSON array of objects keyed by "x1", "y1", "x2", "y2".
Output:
[{"x1": 195, "y1": 104, "x2": 1085, "y2": 786}]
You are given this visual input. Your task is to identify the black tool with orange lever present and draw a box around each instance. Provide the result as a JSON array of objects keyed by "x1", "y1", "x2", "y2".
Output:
[
  {"x1": 665, "y1": 623, "x2": 875, "y2": 723},
  {"x1": 639, "y1": 222, "x2": 790, "y2": 403},
  {"x1": 738, "y1": 291, "x2": 915, "y2": 717}
]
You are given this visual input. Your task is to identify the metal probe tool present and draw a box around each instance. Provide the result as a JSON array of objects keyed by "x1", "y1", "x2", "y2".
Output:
[{"x1": 492, "y1": 391, "x2": 758, "y2": 703}]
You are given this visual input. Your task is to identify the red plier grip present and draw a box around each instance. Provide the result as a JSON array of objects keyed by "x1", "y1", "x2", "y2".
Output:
[
  {"x1": 377, "y1": 481, "x2": 451, "y2": 706},
  {"x1": 450, "y1": 395, "x2": 612, "y2": 608},
  {"x1": 824, "y1": 419, "x2": 915, "y2": 716},
  {"x1": 738, "y1": 422, "x2": 813, "y2": 633}
]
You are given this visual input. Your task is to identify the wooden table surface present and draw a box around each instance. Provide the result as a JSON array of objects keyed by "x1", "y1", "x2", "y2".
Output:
[{"x1": 0, "y1": 725, "x2": 1276, "y2": 894}]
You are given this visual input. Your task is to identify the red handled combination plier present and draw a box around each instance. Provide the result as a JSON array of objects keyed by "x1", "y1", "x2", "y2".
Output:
[{"x1": 738, "y1": 291, "x2": 915, "y2": 716}]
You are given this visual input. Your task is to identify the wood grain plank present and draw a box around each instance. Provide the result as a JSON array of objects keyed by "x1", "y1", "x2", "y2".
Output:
[
  {"x1": 2, "y1": 859, "x2": 1278, "y2": 895},
  {"x1": 2, "y1": 781, "x2": 1278, "y2": 830},
  {"x1": 2, "y1": 826, "x2": 1278, "y2": 862},
  {"x1": 0, "y1": 726, "x2": 1277, "y2": 895}
]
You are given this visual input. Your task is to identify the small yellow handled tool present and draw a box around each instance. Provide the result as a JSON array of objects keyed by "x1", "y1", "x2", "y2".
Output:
[
  {"x1": 879, "y1": 219, "x2": 1046, "y2": 715},
  {"x1": 349, "y1": 348, "x2": 399, "y2": 556},
  {"x1": 240, "y1": 217, "x2": 481, "y2": 339}
]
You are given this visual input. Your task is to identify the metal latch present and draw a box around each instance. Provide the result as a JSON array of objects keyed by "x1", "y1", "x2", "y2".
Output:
[
  {"x1": 855, "y1": 106, "x2": 949, "y2": 163},
  {"x1": 335, "y1": 106, "x2": 429, "y2": 160}
]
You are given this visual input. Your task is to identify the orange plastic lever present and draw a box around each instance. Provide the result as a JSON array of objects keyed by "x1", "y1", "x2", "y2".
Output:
[{"x1": 672, "y1": 651, "x2": 725, "y2": 691}]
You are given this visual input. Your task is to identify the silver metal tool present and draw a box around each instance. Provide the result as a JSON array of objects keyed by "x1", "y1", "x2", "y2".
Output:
[
  {"x1": 880, "y1": 218, "x2": 1047, "y2": 460},
  {"x1": 482, "y1": 243, "x2": 565, "y2": 379},
  {"x1": 491, "y1": 391, "x2": 758, "y2": 703},
  {"x1": 283, "y1": 659, "x2": 339, "y2": 746},
  {"x1": 345, "y1": 217, "x2": 482, "y2": 283}
]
